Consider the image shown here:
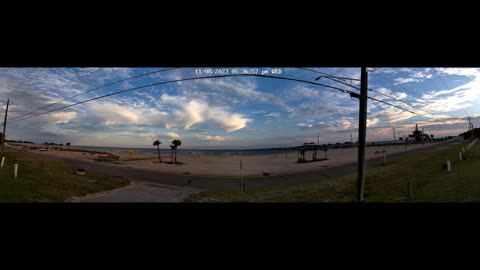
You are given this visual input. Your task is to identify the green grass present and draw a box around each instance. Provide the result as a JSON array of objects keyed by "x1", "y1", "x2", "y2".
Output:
[
  {"x1": 186, "y1": 140, "x2": 480, "y2": 202},
  {"x1": 0, "y1": 151, "x2": 130, "y2": 202}
]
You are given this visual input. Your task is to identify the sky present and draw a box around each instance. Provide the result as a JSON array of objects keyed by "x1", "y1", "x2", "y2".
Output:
[{"x1": 0, "y1": 67, "x2": 478, "y2": 149}]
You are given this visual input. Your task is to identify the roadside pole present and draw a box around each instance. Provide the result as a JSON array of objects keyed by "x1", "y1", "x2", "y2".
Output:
[
  {"x1": 357, "y1": 67, "x2": 368, "y2": 202},
  {"x1": 1, "y1": 99, "x2": 10, "y2": 158}
]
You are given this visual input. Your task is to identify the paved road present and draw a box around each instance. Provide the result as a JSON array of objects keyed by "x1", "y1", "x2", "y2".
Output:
[{"x1": 53, "y1": 138, "x2": 460, "y2": 190}]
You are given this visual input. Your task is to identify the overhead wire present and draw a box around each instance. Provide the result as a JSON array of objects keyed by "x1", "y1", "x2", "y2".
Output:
[
  {"x1": 7, "y1": 73, "x2": 442, "y2": 125},
  {"x1": 299, "y1": 67, "x2": 450, "y2": 123},
  {"x1": 8, "y1": 67, "x2": 178, "y2": 122}
]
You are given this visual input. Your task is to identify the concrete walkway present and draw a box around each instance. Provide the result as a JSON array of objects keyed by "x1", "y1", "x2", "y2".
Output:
[{"x1": 67, "y1": 181, "x2": 205, "y2": 202}]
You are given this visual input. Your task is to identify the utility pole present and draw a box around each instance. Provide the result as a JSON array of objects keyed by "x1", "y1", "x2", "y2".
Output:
[
  {"x1": 468, "y1": 116, "x2": 472, "y2": 139},
  {"x1": 1, "y1": 99, "x2": 10, "y2": 157},
  {"x1": 317, "y1": 133, "x2": 320, "y2": 156},
  {"x1": 392, "y1": 128, "x2": 396, "y2": 145},
  {"x1": 351, "y1": 133, "x2": 354, "y2": 148},
  {"x1": 357, "y1": 67, "x2": 368, "y2": 202}
]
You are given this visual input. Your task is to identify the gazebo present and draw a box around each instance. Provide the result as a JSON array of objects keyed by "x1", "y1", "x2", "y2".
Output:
[{"x1": 295, "y1": 143, "x2": 325, "y2": 163}]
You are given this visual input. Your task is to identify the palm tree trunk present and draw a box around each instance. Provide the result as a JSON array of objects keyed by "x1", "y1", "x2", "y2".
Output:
[
  {"x1": 171, "y1": 149, "x2": 174, "y2": 163},
  {"x1": 174, "y1": 149, "x2": 177, "y2": 163},
  {"x1": 157, "y1": 145, "x2": 161, "y2": 163}
]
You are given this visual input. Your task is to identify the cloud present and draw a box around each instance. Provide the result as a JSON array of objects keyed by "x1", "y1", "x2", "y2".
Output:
[
  {"x1": 196, "y1": 134, "x2": 231, "y2": 142},
  {"x1": 297, "y1": 118, "x2": 356, "y2": 132},
  {"x1": 176, "y1": 77, "x2": 294, "y2": 113},
  {"x1": 178, "y1": 100, "x2": 206, "y2": 129},
  {"x1": 367, "y1": 118, "x2": 379, "y2": 127},
  {"x1": 394, "y1": 77, "x2": 420, "y2": 85},
  {"x1": 412, "y1": 71, "x2": 433, "y2": 79},
  {"x1": 90, "y1": 102, "x2": 143, "y2": 126},
  {"x1": 171, "y1": 98, "x2": 252, "y2": 132},
  {"x1": 117, "y1": 130, "x2": 159, "y2": 142},
  {"x1": 50, "y1": 112, "x2": 77, "y2": 124},
  {"x1": 372, "y1": 87, "x2": 408, "y2": 100},
  {"x1": 297, "y1": 123, "x2": 313, "y2": 130},
  {"x1": 384, "y1": 110, "x2": 415, "y2": 123},
  {"x1": 264, "y1": 112, "x2": 280, "y2": 117},
  {"x1": 436, "y1": 68, "x2": 478, "y2": 77},
  {"x1": 418, "y1": 69, "x2": 480, "y2": 113},
  {"x1": 164, "y1": 132, "x2": 180, "y2": 139}
]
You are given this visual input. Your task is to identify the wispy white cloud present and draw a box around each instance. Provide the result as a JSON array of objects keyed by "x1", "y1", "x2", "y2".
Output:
[
  {"x1": 372, "y1": 87, "x2": 408, "y2": 100},
  {"x1": 164, "y1": 132, "x2": 180, "y2": 139},
  {"x1": 297, "y1": 123, "x2": 313, "y2": 130},
  {"x1": 394, "y1": 77, "x2": 420, "y2": 85},
  {"x1": 418, "y1": 69, "x2": 480, "y2": 113},
  {"x1": 196, "y1": 134, "x2": 231, "y2": 142},
  {"x1": 264, "y1": 112, "x2": 280, "y2": 117},
  {"x1": 50, "y1": 112, "x2": 77, "y2": 124},
  {"x1": 412, "y1": 71, "x2": 433, "y2": 79}
]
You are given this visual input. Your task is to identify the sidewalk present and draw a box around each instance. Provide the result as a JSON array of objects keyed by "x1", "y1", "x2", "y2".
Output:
[{"x1": 67, "y1": 181, "x2": 205, "y2": 202}]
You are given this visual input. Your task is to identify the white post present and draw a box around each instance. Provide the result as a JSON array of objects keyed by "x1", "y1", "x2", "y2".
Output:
[
  {"x1": 14, "y1": 164, "x2": 18, "y2": 179},
  {"x1": 463, "y1": 147, "x2": 465, "y2": 153},
  {"x1": 447, "y1": 160, "x2": 451, "y2": 172},
  {"x1": 384, "y1": 154, "x2": 387, "y2": 165},
  {"x1": 459, "y1": 152, "x2": 463, "y2": 161},
  {"x1": 240, "y1": 160, "x2": 244, "y2": 193},
  {"x1": 0, "y1": 157, "x2": 4, "y2": 169}
]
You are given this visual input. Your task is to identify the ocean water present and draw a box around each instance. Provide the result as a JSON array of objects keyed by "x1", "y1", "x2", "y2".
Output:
[
  {"x1": 70, "y1": 145, "x2": 298, "y2": 157},
  {"x1": 69, "y1": 140, "x2": 405, "y2": 157}
]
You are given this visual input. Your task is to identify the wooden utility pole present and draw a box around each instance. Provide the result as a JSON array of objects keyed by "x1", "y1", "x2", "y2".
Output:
[
  {"x1": 1, "y1": 99, "x2": 10, "y2": 157},
  {"x1": 468, "y1": 116, "x2": 473, "y2": 139},
  {"x1": 357, "y1": 67, "x2": 368, "y2": 202}
]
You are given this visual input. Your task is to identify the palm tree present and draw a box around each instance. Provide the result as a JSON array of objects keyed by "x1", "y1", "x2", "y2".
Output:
[
  {"x1": 66, "y1": 142, "x2": 71, "y2": 150},
  {"x1": 153, "y1": 140, "x2": 162, "y2": 163},
  {"x1": 170, "y1": 145, "x2": 175, "y2": 163},
  {"x1": 170, "y1": 139, "x2": 182, "y2": 163}
]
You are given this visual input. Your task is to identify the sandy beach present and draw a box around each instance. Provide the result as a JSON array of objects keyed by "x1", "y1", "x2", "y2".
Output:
[{"x1": 9, "y1": 142, "x2": 445, "y2": 178}]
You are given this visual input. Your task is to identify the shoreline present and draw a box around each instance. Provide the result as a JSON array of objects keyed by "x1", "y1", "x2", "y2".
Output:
[{"x1": 6, "y1": 140, "x2": 452, "y2": 178}]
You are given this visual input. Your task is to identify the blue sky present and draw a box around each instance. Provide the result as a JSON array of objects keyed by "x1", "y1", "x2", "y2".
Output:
[{"x1": 0, "y1": 67, "x2": 478, "y2": 149}]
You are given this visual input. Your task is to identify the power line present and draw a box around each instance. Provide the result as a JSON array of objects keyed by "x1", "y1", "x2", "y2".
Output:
[
  {"x1": 8, "y1": 67, "x2": 178, "y2": 122},
  {"x1": 374, "y1": 70, "x2": 460, "y2": 122},
  {"x1": 436, "y1": 72, "x2": 450, "y2": 89},
  {"x1": 299, "y1": 67, "x2": 449, "y2": 123},
  {"x1": 7, "y1": 73, "x2": 353, "y2": 124},
  {"x1": 7, "y1": 73, "x2": 443, "y2": 125}
]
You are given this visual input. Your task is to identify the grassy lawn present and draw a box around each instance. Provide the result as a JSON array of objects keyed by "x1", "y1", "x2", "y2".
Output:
[
  {"x1": 186, "y1": 140, "x2": 480, "y2": 202},
  {"x1": 0, "y1": 151, "x2": 130, "y2": 202}
]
